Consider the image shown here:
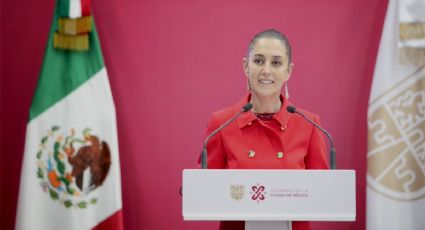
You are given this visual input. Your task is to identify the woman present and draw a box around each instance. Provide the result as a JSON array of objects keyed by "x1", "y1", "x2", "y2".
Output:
[{"x1": 203, "y1": 29, "x2": 329, "y2": 230}]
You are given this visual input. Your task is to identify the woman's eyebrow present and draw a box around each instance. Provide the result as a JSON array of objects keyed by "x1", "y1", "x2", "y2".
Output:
[{"x1": 253, "y1": 54, "x2": 265, "y2": 58}]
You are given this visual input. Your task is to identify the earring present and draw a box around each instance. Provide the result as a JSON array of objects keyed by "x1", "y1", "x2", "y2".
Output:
[{"x1": 285, "y1": 84, "x2": 289, "y2": 98}]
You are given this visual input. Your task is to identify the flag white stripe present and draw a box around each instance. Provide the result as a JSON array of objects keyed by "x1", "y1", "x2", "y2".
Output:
[{"x1": 69, "y1": 0, "x2": 82, "y2": 19}]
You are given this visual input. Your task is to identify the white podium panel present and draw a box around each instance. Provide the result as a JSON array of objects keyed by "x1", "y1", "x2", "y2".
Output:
[{"x1": 182, "y1": 169, "x2": 355, "y2": 221}]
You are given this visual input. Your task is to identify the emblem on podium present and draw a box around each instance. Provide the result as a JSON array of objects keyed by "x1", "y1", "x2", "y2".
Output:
[{"x1": 230, "y1": 185, "x2": 245, "y2": 201}]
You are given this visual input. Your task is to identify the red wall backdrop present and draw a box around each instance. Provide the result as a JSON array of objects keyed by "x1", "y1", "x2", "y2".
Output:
[{"x1": 1, "y1": 0, "x2": 388, "y2": 229}]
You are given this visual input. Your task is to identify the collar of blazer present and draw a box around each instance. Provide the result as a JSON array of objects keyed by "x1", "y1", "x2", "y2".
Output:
[{"x1": 236, "y1": 94, "x2": 293, "y2": 130}]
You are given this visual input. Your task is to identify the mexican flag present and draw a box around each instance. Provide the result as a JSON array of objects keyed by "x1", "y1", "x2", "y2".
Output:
[
  {"x1": 367, "y1": 0, "x2": 425, "y2": 229},
  {"x1": 15, "y1": 1, "x2": 124, "y2": 230}
]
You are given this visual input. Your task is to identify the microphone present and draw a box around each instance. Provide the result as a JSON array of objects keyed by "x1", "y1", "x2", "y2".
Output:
[
  {"x1": 201, "y1": 103, "x2": 253, "y2": 169},
  {"x1": 287, "y1": 105, "x2": 336, "y2": 169}
]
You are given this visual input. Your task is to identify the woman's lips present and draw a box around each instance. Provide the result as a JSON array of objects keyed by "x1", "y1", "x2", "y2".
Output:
[{"x1": 259, "y1": 79, "x2": 274, "y2": 84}]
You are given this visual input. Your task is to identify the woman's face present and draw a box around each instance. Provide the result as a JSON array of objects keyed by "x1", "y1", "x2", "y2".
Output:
[{"x1": 243, "y1": 37, "x2": 293, "y2": 98}]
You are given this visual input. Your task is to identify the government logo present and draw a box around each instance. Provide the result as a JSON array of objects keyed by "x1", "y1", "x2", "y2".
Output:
[
  {"x1": 250, "y1": 183, "x2": 266, "y2": 203},
  {"x1": 230, "y1": 185, "x2": 245, "y2": 201}
]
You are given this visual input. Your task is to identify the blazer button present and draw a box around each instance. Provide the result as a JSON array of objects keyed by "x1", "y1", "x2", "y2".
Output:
[
  {"x1": 281, "y1": 126, "x2": 286, "y2": 131},
  {"x1": 248, "y1": 150, "x2": 255, "y2": 158},
  {"x1": 277, "y1": 152, "x2": 284, "y2": 158},
  {"x1": 248, "y1": 122, "x2": 252, "y2": 126}
]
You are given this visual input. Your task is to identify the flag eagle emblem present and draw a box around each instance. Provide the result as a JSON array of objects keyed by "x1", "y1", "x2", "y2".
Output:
[{"x1": 36, "y1": 126, "x2": 111, "y2": 209}]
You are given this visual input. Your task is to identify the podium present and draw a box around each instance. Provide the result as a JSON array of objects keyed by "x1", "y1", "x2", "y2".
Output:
[{"x1": 182, "y1": 169, "x2": 356, "y2": 230}]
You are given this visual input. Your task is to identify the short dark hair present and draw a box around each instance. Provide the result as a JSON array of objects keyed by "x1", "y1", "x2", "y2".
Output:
[{"x1": 247, "y1": 29, "x2": 292, "y2": 63}]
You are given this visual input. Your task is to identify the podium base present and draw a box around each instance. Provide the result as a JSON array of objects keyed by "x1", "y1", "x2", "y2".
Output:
[{"x1": 245, "y1": 221, "x2": 292, "y2": 230}]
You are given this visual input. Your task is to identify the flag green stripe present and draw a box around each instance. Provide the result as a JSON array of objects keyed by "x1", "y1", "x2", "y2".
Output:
[
  {"x1": 29, "y1": 3, "x2": 104, "y2": 121},
  {"x1": 58, "y1": 0, "x2": 70, "y2": 17}
]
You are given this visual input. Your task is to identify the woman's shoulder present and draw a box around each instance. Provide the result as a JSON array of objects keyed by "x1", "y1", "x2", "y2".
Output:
[
  {"x1": 284, "y1": 98, "x2": 320, "y2": 122},
  {"x1": 295, "y1": 107, "x2": 319, "y2": 120},
  {"x1": 210, "y1": 96, "x2": 248, "y2": 121},
  {"x1": 211, "y1": 103, "x2": 240, "y2": 122}
]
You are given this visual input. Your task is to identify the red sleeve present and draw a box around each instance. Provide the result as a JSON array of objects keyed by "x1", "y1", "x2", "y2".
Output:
[
  {"x1": 197, "y1": 113, "x2": 226, "y2": 169},
  {"x1": 304, "y1": 115, "x2": 330, "y2": 169}
]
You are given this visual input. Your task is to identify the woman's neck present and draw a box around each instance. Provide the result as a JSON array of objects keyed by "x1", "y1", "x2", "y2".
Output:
[{"x1": 250, "y1": 94, "x2": 282, "y2": 113}]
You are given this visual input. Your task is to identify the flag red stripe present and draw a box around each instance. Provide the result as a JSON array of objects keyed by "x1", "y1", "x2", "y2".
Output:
[
  {"x1": 91, "y1": 209, "x2": 124, "y2": 230},
  {"x1": 81, "y1": 0, "x2": 91, "y2": 16}
]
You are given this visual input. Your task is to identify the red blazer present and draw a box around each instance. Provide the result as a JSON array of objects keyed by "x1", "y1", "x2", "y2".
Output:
[{"x1": 202, "y1": 94, "x2": 329, "y2": 230}]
